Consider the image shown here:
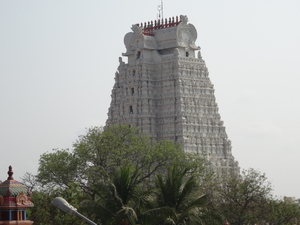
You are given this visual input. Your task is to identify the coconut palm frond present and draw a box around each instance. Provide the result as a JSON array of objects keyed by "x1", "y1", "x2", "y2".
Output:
[
  {"x1": 184, "y1": 194, "x2": 208, "y2": 212},
  {"x1": 115, "y1": 206, "x2": 138, "y2": 225},
  {"x1": 164, "y1": 217, "x2": 176, "y2": 225},
  {"x1": 139, "y1": 206, "x2": 177, "y2": 225}
]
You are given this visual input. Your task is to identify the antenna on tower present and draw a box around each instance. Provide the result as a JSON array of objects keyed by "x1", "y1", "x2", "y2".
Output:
[{"x1": 157, "y1": 0, "x2": 164, "y2": 21}]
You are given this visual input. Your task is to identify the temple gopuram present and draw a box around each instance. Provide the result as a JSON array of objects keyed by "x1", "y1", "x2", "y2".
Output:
[{"x1": 106, "y1": 15, "x2": 239, "y2": 174}]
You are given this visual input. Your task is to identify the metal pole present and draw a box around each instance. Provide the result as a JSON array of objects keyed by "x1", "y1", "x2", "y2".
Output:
[{"x1": 73, "y1": 210, "x2": 98, "y2": 225}]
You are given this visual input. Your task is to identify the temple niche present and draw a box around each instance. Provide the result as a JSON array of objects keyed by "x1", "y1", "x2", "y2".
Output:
[{"x1": 106, "y1": 15, "x2": 239, "y2": 174}]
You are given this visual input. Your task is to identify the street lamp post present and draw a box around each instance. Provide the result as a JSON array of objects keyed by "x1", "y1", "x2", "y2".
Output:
[{"x1": 51, "y1": 197, "x2": 97, "y2": 225}]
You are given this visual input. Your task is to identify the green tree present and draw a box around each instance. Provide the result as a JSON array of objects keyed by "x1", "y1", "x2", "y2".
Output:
[
  {"x1": 263, "y1": 198, "x2": 300, "y2": 225},
  {"x1": 34, "y1": 125, "x2": 211, "y2": 224},
  {"x1": 36, "y1": 149, "x2": 78, "y2": 189},
  {"x1": 27, "y1": 183, "x2": 85, "y2": 225},
  {"x1": 214, "y1": 168, "x2": 273, "y2": 225},
  {"x1": 36, "y1": 125, "x2": 207, "y2": 199}
]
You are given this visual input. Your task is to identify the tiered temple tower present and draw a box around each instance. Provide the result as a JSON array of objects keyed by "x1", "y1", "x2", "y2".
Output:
[{"x1": 106, "y1": 15, "x2": 239, "y2": 173}]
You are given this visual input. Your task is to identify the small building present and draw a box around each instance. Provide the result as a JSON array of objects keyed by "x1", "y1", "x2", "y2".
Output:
[
  {"x1": 284, "y1": 196, "x2": 300, "y2": 205},
  {"x1": 0, "y1": 166, "x2": 34, "y2": 225}
]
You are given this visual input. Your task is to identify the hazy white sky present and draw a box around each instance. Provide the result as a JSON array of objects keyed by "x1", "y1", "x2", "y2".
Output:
[{"x1": 1, "y1": 0, "x2": 299, "y2": 198}]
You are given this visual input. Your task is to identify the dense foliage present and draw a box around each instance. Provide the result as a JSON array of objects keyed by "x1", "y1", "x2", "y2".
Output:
[{"x1": 22, "y1": 125, "x2": 300, "y2": 225}]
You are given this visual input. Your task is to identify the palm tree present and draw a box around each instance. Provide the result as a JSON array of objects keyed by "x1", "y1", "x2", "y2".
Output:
[
  {"x1": 80, "y1": 166, "x2": 146, "y2": 225},
  {"x1": 110, "y1": 166, "x2": 142, "y2": 225},
  {"x1": 140, "y1": 166, "x2": 222, "y2": 225},
  {"x1": 81, "y1": 165, "x2": 222, "y2": 225}
]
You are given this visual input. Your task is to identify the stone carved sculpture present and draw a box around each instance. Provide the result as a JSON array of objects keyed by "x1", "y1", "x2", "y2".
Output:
[
  {"x1": 131, "y1": 24, "x2": 143, "y2": 34},
  {"x1": 180, "y1": 15, "x2": 188, "y2": 24}
]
